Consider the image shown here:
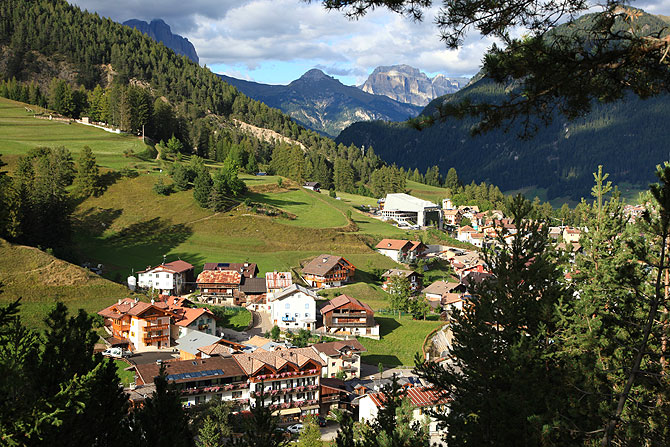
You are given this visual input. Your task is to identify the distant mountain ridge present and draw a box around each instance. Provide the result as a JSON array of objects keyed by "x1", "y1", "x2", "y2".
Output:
[
  {"x1": 360, "y1": 65, "x2": 470, "y2": 106},
  {"x1": 336, "y1": 11, "x2": 670, "y2": 200},
  {"x1": 123, "y1": 19, "x2": 199, "y2": 64},
  {"x1": 217, "y1": 69, "x2": 422, "y2": 137}
]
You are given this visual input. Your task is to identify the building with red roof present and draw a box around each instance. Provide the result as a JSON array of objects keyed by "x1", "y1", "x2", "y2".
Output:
[
  {"x1": 375, "y1": 239, "x2": 427, "y2": 263},
  {"x1": 321, "y1": 294, "x2": 379, "y2": 339},
  {"x1": 196, "y1": 269, "x2": 243, "y2": 305},
  {"x1": 98, "y1": 298, "x2": 172, "y2": 350},
  {"x1": 358, "y1": 385, "x2": 450, "y2": 436},
  {"x1": 136, "y1": 260, "x2": 194, "y2": 295}
]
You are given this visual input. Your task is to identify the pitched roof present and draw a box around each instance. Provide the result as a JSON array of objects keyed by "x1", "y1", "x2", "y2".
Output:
[
  {"x1": 265, "y1": 271, "x2": 293, "y2": 290},
  {"x1": 232, "y1": 347, "x2": 323, "y2": 375},
  {"x1": 245, "y1": 335, "x2": 273, "y2": 348},
  {"x1": 164, "y1": 260, "x2": 194, "y2": 273},
  {"x1": 321, "y1": 294, "x2": 373, "y2": 315},
  {"x1": 138, "y1": 260, "x2": 194, "y2": 274},
  {"x1": 312, "y1": 339, "x2": 366, "y2": 357},
  {"x1": 174, "y1": 307, "x2": 216, "y2": 327},
  {"x1": 367, "y1": 386, "x2": 450, "y2": 409},
  {"x1": 302, "y1": 254, "x2": 353, "y2": 276},
  {"x1": 198, "y1": 343, "x2": 235, "y2": 357},
  {"x1": 196, "y1": 270, "x2": 242, "y2": 285},
  {"x1": 423, "y1": 281, "x2": 463, "y2": 296},
  {"x1": 375, "y1": 239, "x2": 413, "y2": 251},
  {"x1": 240, "y1": 277, "x2": 267, "y2": 294},
  {"x1": 134, "y1": 356, "x2": 245, "y2": 385},
  {"x1": 175, "y1": 331, "x2": 223, "y2": 356},
  {"x1": 272, "y1": 284, "x2": 318, "y2": 301},
  {"x1": 408, "y1": 241, "x2": 426, "y2": 252},
  {"x1": 458, "y1": 225, "x2": 476, "y2": 233},
  {"x1": 202, "y1": 262, "x2": 258, "y2": 278}
]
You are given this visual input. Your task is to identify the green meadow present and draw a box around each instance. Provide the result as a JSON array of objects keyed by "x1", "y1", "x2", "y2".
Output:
[{"x1": 0, "y1": 97, "x2": 448, "y2": 363}]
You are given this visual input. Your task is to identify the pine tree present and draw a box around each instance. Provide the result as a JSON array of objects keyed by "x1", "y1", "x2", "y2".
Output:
[
  {"x1": 73, "y1": 146, "x2": 102, "y2": 197},
  {"x1": 415, "y1": 195, "x2": 568, "y2": 446},
  {"x1": 134, "y1": 365, "x2": 194, "y2": 447},
  {"x1": 297, "y1": 416, "x2": 323, "y2": 447}
]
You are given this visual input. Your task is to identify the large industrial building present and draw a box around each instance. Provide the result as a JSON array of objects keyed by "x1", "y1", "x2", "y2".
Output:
[{"x1": 381, "y1": 193, "x2": 442, "y2": 229}]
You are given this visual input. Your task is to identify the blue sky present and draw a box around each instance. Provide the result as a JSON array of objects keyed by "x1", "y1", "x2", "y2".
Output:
[{"x1": 69, "y1": 0, "x2": 670, "y2": 85}]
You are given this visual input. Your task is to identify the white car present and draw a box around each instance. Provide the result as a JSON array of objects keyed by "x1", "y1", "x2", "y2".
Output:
[
  {"x1": 102, "y1": 347, "x2": 131, "y2": 358},
  {"x1": 286, "y1": 423, "x2": 303, "y2": 434}
]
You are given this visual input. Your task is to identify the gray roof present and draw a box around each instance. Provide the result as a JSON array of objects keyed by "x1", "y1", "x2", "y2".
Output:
[
  {"x1": 240, "y1": 277, "x2": 267, "y2": 294},
  {"x1": 273, "y1": 283, "x2": 318, "y2": 301},
  {"x1": 175, "y1": 331, "x2": 222, "y2": 356}
]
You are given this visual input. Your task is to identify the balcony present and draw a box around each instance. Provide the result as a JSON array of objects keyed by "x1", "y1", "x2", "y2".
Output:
[
  {"x1": 143, "y1": 334, "x2": 169, "y2": 344},
  {"x1": 113, "y1": 324, "x2": 131, "y2": 332},
  {"x1": 282, "y1": 317, "x2": 296, "y2": 322},
  {"x1": 143, "y1": 323, "x2": 169, "y2": 332},
  {"x1": 181, "y1": 382, "x2": 248, "y2": 395}
]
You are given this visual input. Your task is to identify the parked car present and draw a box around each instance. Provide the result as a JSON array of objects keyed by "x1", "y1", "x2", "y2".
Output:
[
  {"x1": 286, "y1": 423, "x2": 303, "y2": 434},
  {"x1": 102, "y1": 347, "x2": 131, "y2": 358},
  {"x1": 317, "y1": 416, "x2": 327, "y2": 427}
]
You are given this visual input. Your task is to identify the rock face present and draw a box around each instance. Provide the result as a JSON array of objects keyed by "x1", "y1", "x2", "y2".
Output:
[
  {"x1": 360, "y1": 65, "x2": 469, "y2": 106},
  {"x1": 217, "y1": 69, "x2": 422, "y2": 137},
  {"x1": 123, "y1": 19, "x2": 199, "y2": 64}
]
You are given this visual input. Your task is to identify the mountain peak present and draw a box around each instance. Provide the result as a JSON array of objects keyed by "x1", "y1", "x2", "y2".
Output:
[
  {"x1": 360, "y1": 65, "x2": 469, "y2": 106},
  {"x1": 298, "y1": 69, "x2": 333, "y2": 82},
  {"x1": 123, "y1": 18, "x2": 199, "y2": 64}
]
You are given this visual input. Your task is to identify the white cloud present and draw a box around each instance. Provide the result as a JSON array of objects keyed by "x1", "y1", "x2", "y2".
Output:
[{"x1": 68, "y1": 0, "x2": 509, "y2": 82}]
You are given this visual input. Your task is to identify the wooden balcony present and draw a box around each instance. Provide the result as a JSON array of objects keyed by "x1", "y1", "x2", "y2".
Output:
[
  {"x1": 143, "y1": 323, "x2": 169, "y2": 332},
  {"x1": 143, "y1": 334, "x2": 169, "y2": 344}
]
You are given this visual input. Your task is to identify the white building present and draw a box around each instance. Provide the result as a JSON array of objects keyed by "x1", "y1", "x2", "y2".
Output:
[
  {"x1": 270, "y1": 284, "x2": 318, "y2": 331},
  {"x1": 358, "y1": 386, "x2": 450, "y2": 437},
  {"x1": 137, "y1": 260, "x2": 194, "y2": 295},
  {"x1": 382, "y1": 193, "x2": 443, "y2": 229}
]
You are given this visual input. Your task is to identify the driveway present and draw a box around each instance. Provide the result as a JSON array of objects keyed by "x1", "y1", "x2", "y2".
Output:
[
  {"x1": 247, "y1": 309, "x2": 272, "y2": 336},
  {"x1": 128, "y1": 350, "x2": 178, "y2": 366}
]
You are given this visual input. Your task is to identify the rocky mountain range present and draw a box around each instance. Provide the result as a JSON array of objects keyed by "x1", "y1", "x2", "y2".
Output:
[
  {"x1": 123, "y1": 19, "x2": 199, "y2": 64},
  {"x1": 217, "y1": 69, "x2": 422, "y2": 137},
  {"x1": 336, "y1": 11, "x2": 670, "y2": 201},
  {"x1": 360, "y1": 65, "x2": 470, "y2": 106}
]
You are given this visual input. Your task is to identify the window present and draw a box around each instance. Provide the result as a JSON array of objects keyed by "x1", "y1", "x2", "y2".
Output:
[
  {"x1": 285, "y1": 303, "x2": 290, "y2": 309},
  {"x1": 165, "y1": 273, "x2": 169, "y2": 278},
  {"x1": 295, "y1": 313, "x2": 299, "y2": 317},
  {"x1": 305, "y1": 303, "x2": 309, "y2": 309},
  {"x1": 232, "y1": 391, "x2": 242, "y2": 398},
  {"x1": 305, "y1": 313, "x2": 309, "y2": 317}
]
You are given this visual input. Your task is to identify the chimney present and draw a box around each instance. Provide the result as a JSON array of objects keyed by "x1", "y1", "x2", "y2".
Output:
[
  {"x1": 151, "y1": 299, "x2": 155, "y2": 305},
  {"x1": 118, "y1": 298, "x2": 122, "y2": 305}
]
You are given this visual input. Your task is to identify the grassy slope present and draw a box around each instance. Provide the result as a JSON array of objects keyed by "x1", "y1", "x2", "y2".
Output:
[
  {"x1": 0, "y1": 98, "x2": 153, "y2": 170},
  {"x1": 0, "y1": 98, "x2": 444, "y2": 362},
  {"x1": 0, "y1": 238, "x2": 131, "y2": 328}
]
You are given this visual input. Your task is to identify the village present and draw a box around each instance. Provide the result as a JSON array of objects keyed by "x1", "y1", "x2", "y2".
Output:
[{"x1": 93, "y1": 188, "x2": 584, "y2": 442}]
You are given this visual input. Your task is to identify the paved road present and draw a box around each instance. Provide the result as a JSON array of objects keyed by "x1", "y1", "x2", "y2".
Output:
[{"x1": 247, "y1": 309, "x2": 273, "y2": 336}]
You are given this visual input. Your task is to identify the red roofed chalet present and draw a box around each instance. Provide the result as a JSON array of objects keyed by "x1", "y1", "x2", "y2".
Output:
[
  {"x1": 136, "y1": 260, "x2": 194, "y2": 295},
  {"x1": 196, "y1": 270, "x2": 243, "y2": 305},
  {"x1": 375, "y1": 239, "x2": 427, "y2": 263},
  {"x1": 359, "y1": 386, "x2": 450, "y2": 436},
  {"x1": 321, "y1": 294, "x2": 379, "y2": 338}
]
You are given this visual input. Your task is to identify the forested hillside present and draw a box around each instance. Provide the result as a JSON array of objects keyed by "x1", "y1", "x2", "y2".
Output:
[
  {"x1": 0, "y1": 0, "x2": 397, "y2": 193},
  {"x1": 336, "y1": 11, "x2": 670, "y2": 200}
]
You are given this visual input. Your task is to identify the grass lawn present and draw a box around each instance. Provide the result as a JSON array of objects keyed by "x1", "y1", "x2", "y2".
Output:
[
  {"x1": 195, "y1": 304, "x2": 252, "y2": 332},
  {"x1": 0, "y1": 98, "x2": 154, "y2": 171},
  {"x1": 405, "y1": 180, "x2": 447, "y2": 203},
  {"x1": 114, "y1": 359, "x2": 136, "y2": 386},
  {"x1": 247, "y1": 188, "x2": 349, "y2": 228},
  {"x1": 0, "y1": 239, "x2": 132, "y2": 329},
  {"x1": 358, "y1": 314, "x2": 445, "y2": 367}
]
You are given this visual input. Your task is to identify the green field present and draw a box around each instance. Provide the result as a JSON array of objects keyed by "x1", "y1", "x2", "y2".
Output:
[
  {"x1": 0, "y1": 97, "x2": 446, "y2": 360},
  {"x1": 0, "y1": 98, "x2": 154, "y2": 171},
  {"x1": 358, "y1": 315, "x2": 445, "y2": 367}
]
